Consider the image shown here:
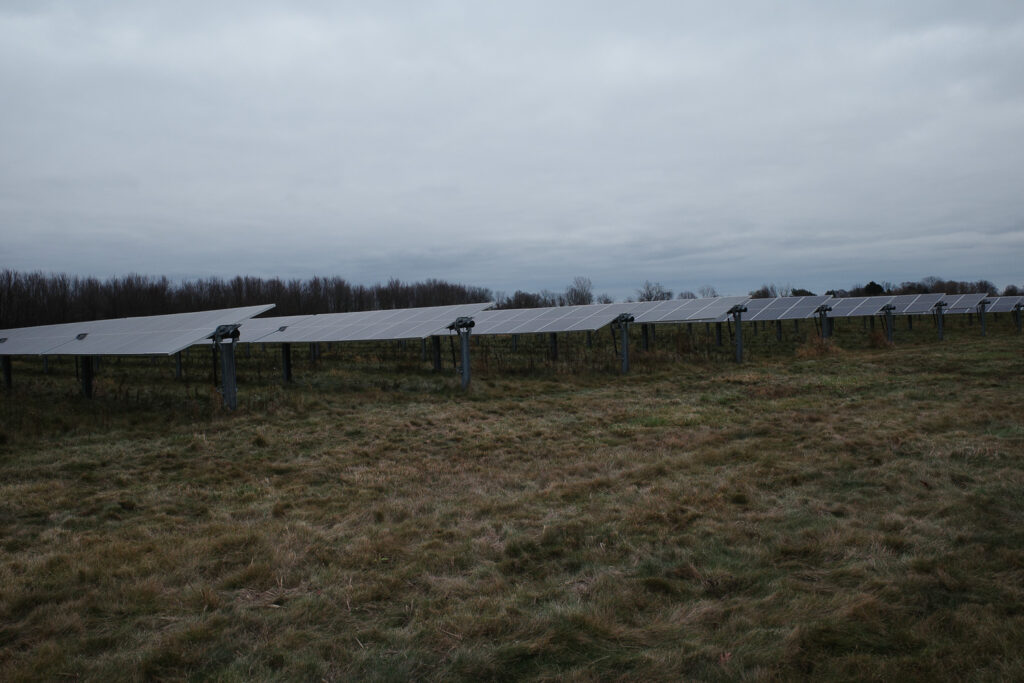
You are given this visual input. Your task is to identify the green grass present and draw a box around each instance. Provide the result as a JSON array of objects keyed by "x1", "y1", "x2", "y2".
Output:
[{"x1": 1, "y1": 316, "x2": 1022, "y2": 680}]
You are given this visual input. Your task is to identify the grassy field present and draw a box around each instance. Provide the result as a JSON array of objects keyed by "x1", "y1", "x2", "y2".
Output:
[{"x1": 1, "y1": 315, "x2": 1022, "y2": 680}]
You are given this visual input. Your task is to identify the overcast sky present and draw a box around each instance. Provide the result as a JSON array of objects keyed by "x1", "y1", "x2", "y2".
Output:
[{"x1": 2, "y1": 1, "x2": 1022, "y2": 300}]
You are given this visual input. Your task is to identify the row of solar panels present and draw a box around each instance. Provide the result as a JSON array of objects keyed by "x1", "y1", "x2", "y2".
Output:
[
  {"x1": 236, "y1": 293, "x2": 1017, "y2": 344},
  {"x1": 739, "y1": 292, "x2": 1019, "y2": 321},
  {"x1": 1, "y1": 294, "x2": 1020, "y2": 357},
  {"x1": 243, "y1": 296, "x2": 752, "y2": 344}
]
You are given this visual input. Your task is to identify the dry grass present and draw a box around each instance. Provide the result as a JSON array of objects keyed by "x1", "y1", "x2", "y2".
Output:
[{"x1": 1, "y1": 316, "x2": 1022, "y2": 680}]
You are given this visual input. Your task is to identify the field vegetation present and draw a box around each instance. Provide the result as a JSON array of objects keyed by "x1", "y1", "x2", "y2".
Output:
[{"x1": 1, "y1": 314, "x2": 1022, "y2": 680}]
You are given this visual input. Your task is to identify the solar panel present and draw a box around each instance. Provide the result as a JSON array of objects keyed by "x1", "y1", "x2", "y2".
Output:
[
  {"x1": 470, "y1": 304, "x2": 631, "y2": 336},
  {"x1": 985, "y1": 296, "x2": 1023, "y2": 313},
  {"x1": 0, "y1": 305, "x2": 275, "y2": 356},
  {"x1": 629, "y1": 296, "x2": 750, "y2": 323},
  {"x1": 256, "y1": 303, "x2": 494, "y2": 343},
  {"x1": 941, "y1": 293, "x2": 991, "y2": 313},
  {"x1": 193, "y1": 314, "x2": 318, "y2": 345},
  {"x1": 735, "y1": 296, "x2": 833, "y2": 322},
  {"x1": 825, "y1": 296, "x2": 894, "y2": 318},
  {"x1": 0, "y1": 322, "x2": 90, "y2": 356},
  {"x1": 886, "y1": 293, "x2": 944, "y2": 315}
]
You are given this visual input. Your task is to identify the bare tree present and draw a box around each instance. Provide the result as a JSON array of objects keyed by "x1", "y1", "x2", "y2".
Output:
[
  {"x1": 698, "y1": 286, "x2": 718, "y2": 298},
  {"x1": 677, "y1": 290, "x2": 697, "y2": 299},
  {"x1": 636, "y1": 281, "x2": 673, "y2": 301},
  {"x1": 564, "y1": 276, "x2": 594, "y2": 306}
]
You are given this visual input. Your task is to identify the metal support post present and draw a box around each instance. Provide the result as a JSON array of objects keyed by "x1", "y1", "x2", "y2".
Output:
[
  {"x1": 613, "y1": 314, "x2": 634, "y2": 373},
  {"x1": 1014, "y1": 303, "x2": 1023, "y2": 334},
  {"x1": 2, "y1": 356, "x2": 11, "y2": 391},
  {"x1": 731, "y1": 305, "x2": 747, "y2": 363},
  {"x1": 421, "y1": 338, "x2": 427, "y2": 361},
  {"x1": 883, "y1": 304, "x2": 895, "y2": 343},
  {"x1": 43, "y1": 357, "x2": 49, "y2": 374},
  {"x1": 210, "y1": 324, "x2": 241, "y2": 410},
  {"x1": 978, "y1": 300, "x2": 989, "y2": 337},
  {"x1": 431, "y1": 335, "x2": 442, "y2": 371},
  {"x1": 220, "y1": 341, "x2": 238, "y2": 410},
  {"x1": 446, "y1": 317, "x2": 476, "y2": 389},
  {"x1": 586, "y1": 331, "x2": 592, "y2": 349},
  {"x1": 281, "y1": 343, "x2": 293, "y2": 383},
  {"x1": 175, "y1": 351, "x2": 183, "y2": 380},
  {"x1": 715, "y1": 322, "x2": 723, "y2": 346},
  {"x1": 549, "y1": 333, "x2": 558, "y2": 361},
  {"x1": 794, "y1": 319, "x2": 799, "y2": 334},
  {"x1": 935, "y1": 301, "x2": 947, "y2": 341},
  {"x1": 80, "y1": 356, "x2": 94, "y2": 398},
  {"x1": 211, "y1": 345, "x2": 218, "y2": 385},
  {"x1": 641, "y1": 324, "x2": 649, "y2": 351},
  {"x1": 511, "y1": 334, "x2": 518, "y2": 352},
  {"x1": 309, "y1": 342, "x2": 319, "y2": 362},
  {"x1": 459, "y1": 330, "x2": 472, "y2": 389},
  {"x1": 907, "y1": 316, "x2": 913, "y2": 331},
  {"x1": 776, "y1": 320, "x2": 783, "y2": 342}
]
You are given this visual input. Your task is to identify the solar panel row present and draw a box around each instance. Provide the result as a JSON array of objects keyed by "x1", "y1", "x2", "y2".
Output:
[
  {"x1": 0, "y1": 305, "x2": 275, "y2": 356},
  {"x1": 224, "y1": 298, "x2": 748, "y2": 342},
  {"x1": 1, "y1": 293, "x2": 1008, "y2": 357},
  {"x1": 820, "y1": 293, "x2": 995, "y2": 318},
  {"x1": 248, "y1": 303, "x2": 495, "y2": 344}
]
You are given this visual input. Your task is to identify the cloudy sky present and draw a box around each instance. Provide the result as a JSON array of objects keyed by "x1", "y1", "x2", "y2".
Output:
[{"x1": 2, "y1": 1, "x2": 1022, "y2": 300}]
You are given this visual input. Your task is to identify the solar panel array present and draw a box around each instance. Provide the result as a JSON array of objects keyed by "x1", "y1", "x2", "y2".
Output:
[
  {"x1": 0, "y1": 305, "x2": 275, "y2": 356},
  {"x1": 941, "y1": 293, "x2": 990, "y2": 313},
  {"x1": 825, "y1": 296, "x2": 893, "y2": 318},
  {"x1": 886, "y1": 293, "x2": 946, "y2": 315},
  {"x1": 0, "y1": 322, "x2": 91, "y2": 356},
  {"x1": 248, "y1": 303, "x2": 494, "y2": 344},
  {"x1": 466, "y1": 297, "x2": 750, "y2": 337},
  {"x1": 631, "y1": 296, "x2": 750, "y2": 323},
  {"x1": 470, "y1": 304, "x2": 632, "y2": 336},
  {"x1": 1, "y1": 292, "x2": 1011, "y2": 358},
  {"x1": 719, "y1": 295, "x2": 832, "y2": 322},
  {"x1": 194, "y1": 314, "x2": 317, "y2": 346},
  {"x1": 985, "y1": 296, "x2": 1023, "y2": 313}
]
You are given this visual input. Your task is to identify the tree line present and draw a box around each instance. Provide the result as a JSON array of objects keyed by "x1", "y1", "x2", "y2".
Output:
[
  {"x1": 1, "y1": 270, "x2": 1020, "y2": 329},
  {"x1": 748, "y1": 277, "x2": 1018, "y2": 299},
  {"x1": 0, "y1": 271, "x2": 492, "y2": 329}
]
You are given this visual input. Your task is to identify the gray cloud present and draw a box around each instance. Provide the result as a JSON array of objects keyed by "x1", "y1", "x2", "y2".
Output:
[{"x1": 2, "y1": 1, "x2": 1022, "y2": 301}]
